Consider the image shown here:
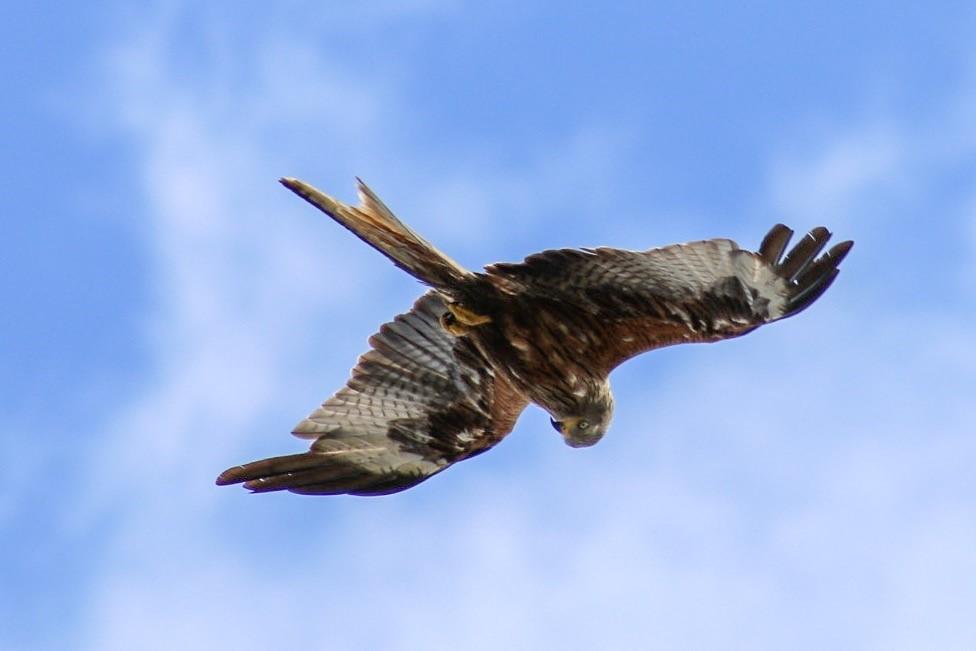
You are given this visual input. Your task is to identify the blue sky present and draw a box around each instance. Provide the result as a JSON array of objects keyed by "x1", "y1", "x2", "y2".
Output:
[{"x1": 4, "y1": 2, "x2": 976, "y2": 649}]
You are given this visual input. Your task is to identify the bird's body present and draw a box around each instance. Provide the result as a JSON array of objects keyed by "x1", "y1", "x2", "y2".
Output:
[{"x1": 217, "y1": 178, "x2": 853, "y2": 496}]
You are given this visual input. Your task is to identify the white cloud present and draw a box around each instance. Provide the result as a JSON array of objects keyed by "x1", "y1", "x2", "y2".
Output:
[
  {"x1": 73, "y1": 7, "x2": 646, "y2": 651},
  {"x1": 765, "y1": 69, "x2": 976, "y2": 297},
  {"x1": 765, "y1": 121, "x2": 906, "y2": 228},
  {"x1": 399, "y1": 125, "x2": 631, "y2": 257},
  {"x1": 62, "y1": 6, "x2": 976, "y2": 651}
]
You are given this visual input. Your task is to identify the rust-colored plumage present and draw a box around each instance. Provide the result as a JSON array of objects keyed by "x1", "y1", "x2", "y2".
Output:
[{"x1": 216, "y1": 178, "x2": 853, "y2": 495}]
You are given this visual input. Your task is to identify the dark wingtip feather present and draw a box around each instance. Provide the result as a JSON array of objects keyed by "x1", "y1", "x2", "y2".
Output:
[
  {"x1": 216, "y1": 451, "x2": 423, "y2": 496},
  {"x1": 782, "y1": 239, "x2": 853, "y2": 317},
  {"x1": 216, "y1": 465, "x2": 248, "y2": 486},
  {"x1": 758, "y1": 224, "x2": 793, "y2": 264},
  {"x1": 794, "y1": 240, "x2": 851, "y2": 285},
  {"x1": 827, "y1": 240, "x2": 854, "y2": 266},
  {"x1": 244, "y1": 464, "x2": 367, "y2": 493},
  {"x1": 788, "y1": 268, "x2": 840, "y2": 316},
  {"x1": 216, "y1": 452, "x2": 336, "y2": 488},
  {"x1": 779, "y1": 226, "x2": 832, "y2": 280}
]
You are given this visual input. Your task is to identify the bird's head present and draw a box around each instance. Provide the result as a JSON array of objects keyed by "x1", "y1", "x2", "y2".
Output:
[{"x1": 548, "y1": 381, "x2": 615, "y2": 448}]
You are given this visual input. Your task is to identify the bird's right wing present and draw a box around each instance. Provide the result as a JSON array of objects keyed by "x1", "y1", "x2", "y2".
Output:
[
  {"x1": 487, "y1": 225, "x2": 852, "y2": 374},
  {"x1": 217, "y1": 292, "x2": 528, "y2": 496}
]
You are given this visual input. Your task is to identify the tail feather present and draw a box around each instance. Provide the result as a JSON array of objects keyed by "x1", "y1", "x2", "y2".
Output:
[{"x1": 280, "y1": 177, "x2": 474, "y2": 290}]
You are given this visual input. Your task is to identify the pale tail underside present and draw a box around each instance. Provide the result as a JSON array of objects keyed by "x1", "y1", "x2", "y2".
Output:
[{"x1": 279, "y1": 177, "x2": 473, "y2": 290}]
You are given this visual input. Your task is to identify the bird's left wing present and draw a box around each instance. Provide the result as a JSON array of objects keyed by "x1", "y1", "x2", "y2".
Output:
[
  {"x1": 217, "y1": 292, "x2": 528, "y2": 496},
  {"x1": 486, "y1": 224, "x2": 852, "y2": 373}
]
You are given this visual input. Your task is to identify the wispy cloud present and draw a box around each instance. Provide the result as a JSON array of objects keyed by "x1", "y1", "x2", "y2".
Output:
[
  {"x1": 52, "y1": 6, "x2": 976, "y2": 651},
  {"x1": 72, "y1": 7, "x2": 642, "y2": 651},
  {"x1": 765, "y1": 121, "x2": 906, "y2": 228}
]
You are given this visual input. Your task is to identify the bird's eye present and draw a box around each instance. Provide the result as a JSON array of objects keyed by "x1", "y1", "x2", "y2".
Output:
[
  {"x1": 549, "y1": 417, "x2": 562, "y2": 433},
  {"x1": 577, "y1": 420, "x2": 590, "y2": 430}
]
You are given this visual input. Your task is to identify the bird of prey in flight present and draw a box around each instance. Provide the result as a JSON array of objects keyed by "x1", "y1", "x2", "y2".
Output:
[{"x1": 217, "y1": 178, "x2": 852, "y2": 496}]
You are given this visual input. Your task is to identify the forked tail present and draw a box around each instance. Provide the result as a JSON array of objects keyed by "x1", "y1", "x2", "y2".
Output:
[{"x1": 280, "y1": 177, "x2": 474, "y2": 290}]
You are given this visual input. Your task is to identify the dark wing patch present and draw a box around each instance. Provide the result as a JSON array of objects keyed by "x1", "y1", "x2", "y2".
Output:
[
  {"x1": 486, "y1": 225, "x2": 852, "y2": 372},
  {"x1": 216, "y1": 293, "x2": 528, "y2": 496}
]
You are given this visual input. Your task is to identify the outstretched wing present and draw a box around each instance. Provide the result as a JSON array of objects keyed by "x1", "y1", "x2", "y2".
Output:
[
  {"x1": 217, "y1": 293, "x2": 528, "y2": 496},
  {"x1": 486, "y1": 225, "x2": 852, "y2": 373}
]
